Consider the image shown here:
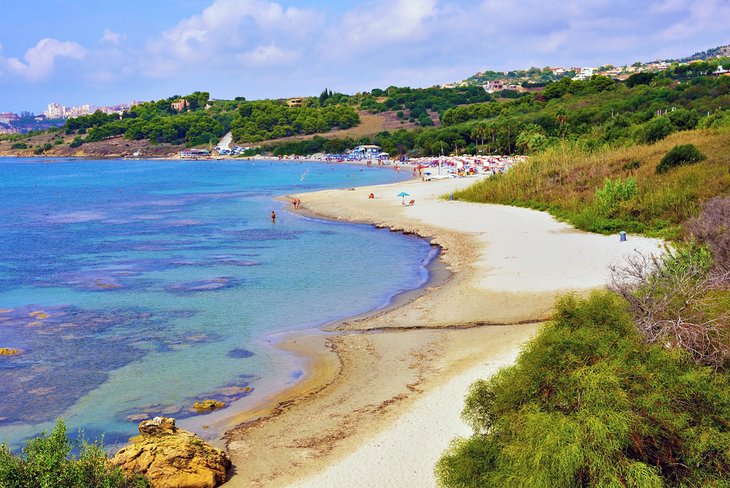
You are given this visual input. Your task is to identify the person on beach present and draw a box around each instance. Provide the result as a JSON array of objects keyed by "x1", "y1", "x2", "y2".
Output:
[
  {"x1": 271, "y1": 210, "x2": 276, "y2": 222},
  {"x1": 368, "y1": 193, "x2": 375, "y2": 199}
]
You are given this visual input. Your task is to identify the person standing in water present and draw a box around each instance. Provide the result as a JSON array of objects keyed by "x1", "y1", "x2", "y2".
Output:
[{"x1": 271, "y1": 210, "x2": 276, "y2": 222}]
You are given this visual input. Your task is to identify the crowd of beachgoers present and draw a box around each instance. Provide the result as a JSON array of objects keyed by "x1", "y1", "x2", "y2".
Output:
[{"x1": 260, "y1": 152, "x2": 527, "y2": 179}]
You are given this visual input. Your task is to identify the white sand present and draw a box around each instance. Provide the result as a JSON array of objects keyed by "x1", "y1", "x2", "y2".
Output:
[
  {"x1": 290, "y1": 345, "x2": 526, "y2": 488},
  {"x1": 282, "y1": 176, "x2": 664, "y2": 487}
]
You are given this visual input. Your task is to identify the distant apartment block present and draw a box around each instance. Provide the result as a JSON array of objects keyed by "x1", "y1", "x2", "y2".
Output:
[
  {"x1": 44, "y1": 101, "x2": 132, "y2": 119},
  {"x1": 286, "y1": 98, "x2": 303, "y2": 108},
  {"x1": 45, "y1": 102, "x2": 66, "y2": 118}
]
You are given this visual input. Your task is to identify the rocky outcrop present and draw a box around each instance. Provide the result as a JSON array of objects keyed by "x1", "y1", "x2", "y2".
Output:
[
  {"x1": 193, "y1": 399, "x2": 226, "y2": 412},
  {"x1": 111, "y1": 417, "x2": 230, "y2": 488}
]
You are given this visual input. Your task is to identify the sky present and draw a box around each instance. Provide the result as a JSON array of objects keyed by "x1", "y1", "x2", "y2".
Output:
[{"x1": 0, "y1": 0, "x2": 728, "y2": 113}]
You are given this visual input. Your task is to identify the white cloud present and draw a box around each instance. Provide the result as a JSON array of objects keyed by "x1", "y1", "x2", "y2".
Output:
[
  {"x1": 236, "y1": 43, "x2": 299, "y2": 66},
  {"x1": 322, "y1": 0, "x2": 439, "y2": 57},
  {"x1": 1, "y1": 38, "x2": 86, "y2": 81},
  {"x1": 100, "y1": 28, "x2": 125, "y2": 44},
  {"x1": 146, "y1": 0, "x2": 322, "y2": 72}
]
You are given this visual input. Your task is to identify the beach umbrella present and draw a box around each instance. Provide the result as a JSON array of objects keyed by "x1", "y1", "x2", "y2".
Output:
[{"x1": 397, "y1": 191, "x2": 410, "y2": 204}]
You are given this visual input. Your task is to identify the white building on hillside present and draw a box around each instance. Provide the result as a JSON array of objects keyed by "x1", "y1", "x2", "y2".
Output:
[{"x1": 573, "y1": 67, "x2": 596, "y2": 81}]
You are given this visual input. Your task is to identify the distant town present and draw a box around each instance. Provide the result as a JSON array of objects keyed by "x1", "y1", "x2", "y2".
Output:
[
  {"x1": 0, "y1": 100, "x2": 140, "y2": 135},
  {"x1": 445, "y1": 56, "x2": 730, "y2": 94}
]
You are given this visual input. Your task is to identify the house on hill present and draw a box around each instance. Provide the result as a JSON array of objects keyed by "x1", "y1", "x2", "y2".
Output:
[
  {"x1": 573, "y1": 67, "x2": 596, "y2": 81},
  {"x1": 171, "y1": 99, "x2": 189, "y2": 111},
  {"x1": 483, "y1": 80, "x2": 504, "y2": 93},
  {"x1": 287, "y1": 98, "x2": 303, "y2": 108}
]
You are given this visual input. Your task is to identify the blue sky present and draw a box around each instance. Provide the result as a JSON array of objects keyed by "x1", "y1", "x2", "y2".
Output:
[{"x1": 0, "y1": 0, "x2": 728, "y2": 113}]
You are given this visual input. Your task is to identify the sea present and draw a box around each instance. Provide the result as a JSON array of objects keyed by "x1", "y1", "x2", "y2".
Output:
[{"x1": 0, "y1": 157, "x2": 436, "y2": 449}]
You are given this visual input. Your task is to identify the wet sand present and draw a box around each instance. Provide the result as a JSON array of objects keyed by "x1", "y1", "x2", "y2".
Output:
[{"x1": 222, "y1": 176, "x2": 664, "y2": 487}]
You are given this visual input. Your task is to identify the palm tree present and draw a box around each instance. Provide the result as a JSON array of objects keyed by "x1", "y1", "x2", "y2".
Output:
[{"x1": 471, "y1": 123, "x2": 487, "y2": 150}]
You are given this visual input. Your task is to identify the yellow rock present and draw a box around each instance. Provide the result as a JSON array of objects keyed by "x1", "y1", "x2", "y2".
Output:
[
  {"x1": 29, "y1": 311, "x2": 49, "y2": 319},
  {"x1": 193, "y1": 399, "x2": 226, "y2": 411},
  {"x1": 112, "y1": 417, "x2": 230, "y2": 488}
]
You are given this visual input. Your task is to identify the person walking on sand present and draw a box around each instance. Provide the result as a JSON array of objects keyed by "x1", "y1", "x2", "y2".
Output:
[{"x1": 271, "y1": 210, "x2": 276, "y2": 222}]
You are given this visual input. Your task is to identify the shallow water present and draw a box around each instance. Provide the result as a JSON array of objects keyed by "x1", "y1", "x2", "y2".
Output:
[{"x1": 0, "y1": 158, "x2": 434, "y2": 448}]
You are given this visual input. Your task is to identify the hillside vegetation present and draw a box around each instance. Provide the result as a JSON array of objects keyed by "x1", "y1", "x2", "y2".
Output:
[
  {"x1": 454, "y1": 127, "x2": 730, "y2": 239},
  {"x1": 4, "y1": 64, "x2": 730, "y2": 159},
  {"x1": 0, "y1": 86, "x2": 491, "y2": 155},
  {"x1": 262, "y1": 73, "x2": 730, "y2": 158}
]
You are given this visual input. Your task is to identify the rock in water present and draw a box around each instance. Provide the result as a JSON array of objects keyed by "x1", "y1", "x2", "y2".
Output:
[{"x1": 111, "y1": 417, "x2": 230, "y2": 488}]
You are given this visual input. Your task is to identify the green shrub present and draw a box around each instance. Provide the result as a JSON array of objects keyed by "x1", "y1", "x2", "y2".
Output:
[
  {"x1": 622, "y1": 159, "x2": 641, "y2": 171},
  {"x1": 0, "y1": 419, "x2": 150, "y2": 487},
  {"x1": 436, "y1": 292, "x2": 730, "y2": 488},
  {"x1": 10, "y1": 143, "x2": 27, "y2": 150},
  {"x1": 69, "y1": 136, "x2": 84, "y2": 148},
  {"x1": 667, "y1": 108, "x2": 699, "y2": 131},
  {"x1": 656, "y1": 143, "x2": 706, "y2": 173},
  {"x1": 699, "y1": 109, "x2": 730, "y2": 129},
  {"x1": 595, "y1": 176, "x2": 638, "y2": 216},
  {"x1": 637, "y1": 116, "x2": 674, "y2": 144}
]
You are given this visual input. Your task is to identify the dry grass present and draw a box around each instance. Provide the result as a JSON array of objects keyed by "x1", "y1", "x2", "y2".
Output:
[
  {"x1": 455, "y1": 128, "x2": 730, "y2": 238},
  {"x1": 257, "y1": 109, "x2": 438, "y2": 145}
]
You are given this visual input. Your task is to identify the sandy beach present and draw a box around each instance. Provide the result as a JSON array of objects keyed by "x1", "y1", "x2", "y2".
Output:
[{"x1": 221, "y1": 176, "x2": 664, "y2": 487}]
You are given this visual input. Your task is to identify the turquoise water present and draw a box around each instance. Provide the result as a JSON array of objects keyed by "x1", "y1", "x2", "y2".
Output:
[{"x1": 0, "y1": 158, "x2": 434, "y2": 448}]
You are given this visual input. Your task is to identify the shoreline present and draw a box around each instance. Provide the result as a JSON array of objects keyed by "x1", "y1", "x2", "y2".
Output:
[
  {"x1": 180, "y1": 233, "x2": 450, "y2": 447},
  {"x1": 219, "y1": 177, "x2": 665, "y2": 487}
]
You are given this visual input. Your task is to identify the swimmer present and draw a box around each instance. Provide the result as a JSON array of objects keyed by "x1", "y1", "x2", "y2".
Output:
[{"x1": 271, "y1": 210, "x2": 276, "y2": 222}]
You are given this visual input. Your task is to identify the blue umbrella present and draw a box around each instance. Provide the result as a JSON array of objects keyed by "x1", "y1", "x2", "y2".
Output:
[{"x1": 397, "y1": 191, "x2": 410, "y2": 204}]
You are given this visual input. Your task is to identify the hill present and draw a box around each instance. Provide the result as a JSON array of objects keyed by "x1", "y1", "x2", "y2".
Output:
[
  {"x1": 457, "y1": 43, "x2": 730, "y2": 93},
  {"x1": 664, "y1": 43, "x2": 730, "y2": 63},
  {"x1": 0, "y1": 85, "x2": 487, "y2": 158}
]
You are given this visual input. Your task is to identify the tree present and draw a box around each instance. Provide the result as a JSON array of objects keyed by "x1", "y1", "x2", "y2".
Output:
[
  {"x1": 625, "y1": 71, "x2": 656, "y2": 88},
  {"x1": 0, "y1": 419, "x2": 150, "y2": 487},
  {"x1": 637, "y1": 116, "x2": 674, "y2": 144}
]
